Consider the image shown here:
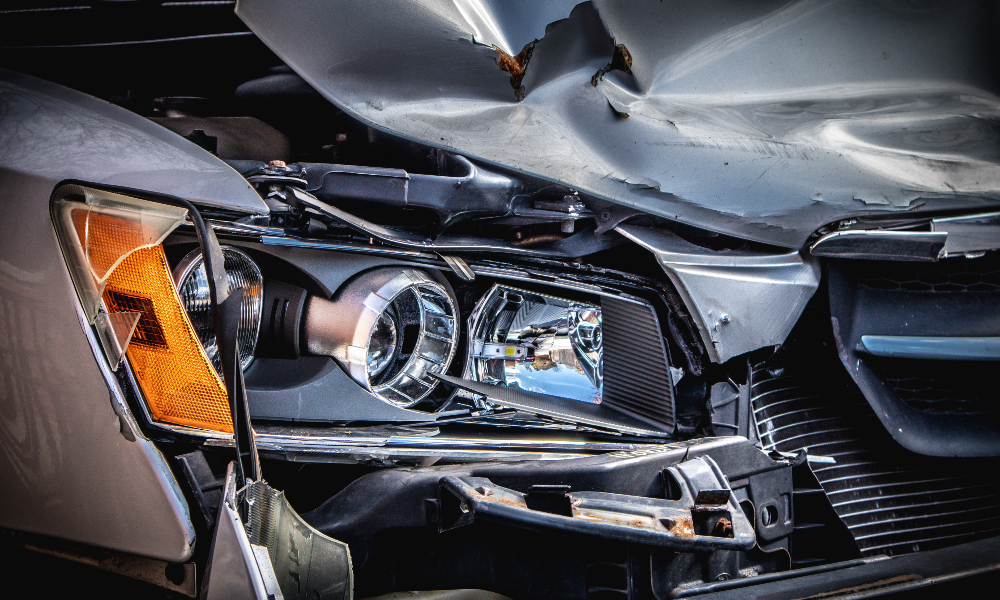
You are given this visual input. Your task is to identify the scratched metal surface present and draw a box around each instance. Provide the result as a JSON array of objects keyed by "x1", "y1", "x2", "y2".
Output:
[{"x1": 237, "y1": 0, "x2": 1000, "y2": 248}]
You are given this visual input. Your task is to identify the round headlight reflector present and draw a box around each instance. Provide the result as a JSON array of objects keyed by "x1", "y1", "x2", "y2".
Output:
[
  {"x1": 304, "y1": 268, "x2": 459, "y2": 408},
  {"x1": 173, "y1": 246, "x2": 263, "y2": 373}
]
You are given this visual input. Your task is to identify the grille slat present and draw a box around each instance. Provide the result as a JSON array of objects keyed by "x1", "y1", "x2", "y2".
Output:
[{"x1": 751, "y1": 353, "x2": 1000, "y2": 557}]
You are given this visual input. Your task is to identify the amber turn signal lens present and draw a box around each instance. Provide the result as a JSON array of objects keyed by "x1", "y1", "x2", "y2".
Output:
[
  {"x1": 102, "y1": 242, "x2": 233, "y2": 432},
  {"x1": 53, "y1": 186, "x2": 233, "y2": 433}
]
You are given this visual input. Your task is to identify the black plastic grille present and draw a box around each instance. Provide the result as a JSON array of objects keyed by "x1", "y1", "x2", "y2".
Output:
[
  {"x1": 858, "y1": 252, "x2": 1000, "y2": 292},
  {"x1": 869, "y1": 357, "x2": 997, "y2": 416},
  {"x1": 752, "y1": 353, "x2": 1000, "y2": 557},
  {"x1": 600, "y1": 296, "x2": 675, "y2": 432}
]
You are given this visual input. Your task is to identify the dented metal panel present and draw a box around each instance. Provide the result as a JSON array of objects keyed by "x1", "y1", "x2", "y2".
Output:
[
  {"x1": 617, "y1": 224, "x2": 819, "y2": 363},
  {"x1": 237, "y1": 0, "x2": 1000, "y2": 248}
]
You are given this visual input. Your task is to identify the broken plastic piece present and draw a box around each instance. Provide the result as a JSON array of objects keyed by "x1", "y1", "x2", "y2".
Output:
[{"x1": 95, "y1": 310, "x2": 141, "y2": 368}]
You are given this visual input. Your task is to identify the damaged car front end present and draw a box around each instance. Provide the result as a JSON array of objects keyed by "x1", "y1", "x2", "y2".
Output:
[{"x1": 1, "y1": 0, "x2": 999, "y2": 598}]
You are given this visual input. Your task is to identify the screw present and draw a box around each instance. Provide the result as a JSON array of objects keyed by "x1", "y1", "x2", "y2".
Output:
[
  {"x1": 713, "y1": 517, "x2": 733, "y2": 537},
  {"x1": 599, "y1": 209, "x2": 612, "y2": 222}
]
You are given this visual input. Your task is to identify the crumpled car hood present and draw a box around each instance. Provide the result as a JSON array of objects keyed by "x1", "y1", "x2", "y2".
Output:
[{"x1": 237, "y1": 0, "x2": 1000, "y2": 248}]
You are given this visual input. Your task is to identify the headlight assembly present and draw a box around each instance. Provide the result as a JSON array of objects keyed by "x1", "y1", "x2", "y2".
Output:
[{"x1": 304, "y1": 268, "x2": 460, "y2": 407}]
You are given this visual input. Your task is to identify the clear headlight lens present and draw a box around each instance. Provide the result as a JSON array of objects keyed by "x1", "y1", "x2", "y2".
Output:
[
  {"x1": 367, "y1": 311, "x2": 398, "y2": 378},
  {"x1": 173, "y1": 246, "x2": 264, "y2": 373},
  {"x1": 467, "y1": 285, "x2": 603, "y2": 403}
]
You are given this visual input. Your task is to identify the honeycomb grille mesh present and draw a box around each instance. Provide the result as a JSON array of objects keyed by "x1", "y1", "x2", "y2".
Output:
[
  {"x1": 858, "y1": 252, "x2": 1000, "y2": 293},
  {"x1": 869, "y1": 357, "x2": 996, "y2": 416}
]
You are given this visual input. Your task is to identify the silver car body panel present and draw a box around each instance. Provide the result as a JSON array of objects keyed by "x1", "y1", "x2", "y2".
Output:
[
  {"x1": 237, "y1": 0, "x2": 1000, "y2": 249},
  {"x1": 617, "y1": 223, "x2": 820, "y2": 363},
  {"x1": 0, "y1": 69, "x2": 271, "y2": 561},
  {"x1": 0, "y1": 68, "x2": 267, "y2": 215}
]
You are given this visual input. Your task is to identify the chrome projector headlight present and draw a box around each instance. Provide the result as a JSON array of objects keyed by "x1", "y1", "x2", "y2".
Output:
[
  {"x1": 304, "y1": 268, "x2": 459, "y2": 407},
  {"x1": 173, "y1": 245, "x2": 264, "y2": 373},
  {"x1": 466, "y1": 284, "x2": 603, "y2": 403}
]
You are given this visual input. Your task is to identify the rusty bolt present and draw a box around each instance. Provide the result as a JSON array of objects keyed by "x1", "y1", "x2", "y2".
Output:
[
  {"x1": 713, "y1": 517, "x2": 734, "y2": 538},
  {"x1": 267, "y1": 160, "x2": 287, "y2": 168}
]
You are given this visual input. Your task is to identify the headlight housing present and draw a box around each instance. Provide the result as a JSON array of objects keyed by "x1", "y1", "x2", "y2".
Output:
[{"x1": 466, "y1": 284, "x2": 603, "y2": 403}]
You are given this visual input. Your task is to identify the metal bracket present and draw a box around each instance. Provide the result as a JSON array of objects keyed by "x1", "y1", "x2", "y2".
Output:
[{"x1": 437, "y1": 456, "x2": 755, "y2": 551}]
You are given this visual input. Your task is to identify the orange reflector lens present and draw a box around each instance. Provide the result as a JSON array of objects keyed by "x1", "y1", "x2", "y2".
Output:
[
  {"x1": 54, "y1": 187, "x2": 233, "y2": 433},
  {"x1": 102, "y1": 243, "x2": 233, "y2": 432}
]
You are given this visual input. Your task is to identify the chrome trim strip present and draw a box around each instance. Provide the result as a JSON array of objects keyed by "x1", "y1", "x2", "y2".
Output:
[
  {"x1": 810, "y1": 229, "x2": 947, "y2": 261},
  {"x1": 932, "y1": 211, "x2": 1000, "y2": 256},
  {"x1": 203, "y1": 433, "x2": 661, "y2": 462},
  {"x1": 262, "y1": 234, "x2": 441, "y2": 260},
  {"x1": 860, "y1": 335, "x2": 1000, "y2": 361}
]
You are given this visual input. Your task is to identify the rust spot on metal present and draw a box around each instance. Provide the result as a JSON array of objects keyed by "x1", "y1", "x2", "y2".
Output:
[
  {"x1": 267, "y1": 160, "x2": 287, "y2": 168},
  {"x1": 713, "y1": 517, "x2": 734, "y2": 538},
  {"x1": 495, "y1": 41, "x2": 536, "y2": 101},
  {"x1": 490, "y1": 496, "x2": 528, "y2": 509},
  {"x1": 671, "y1": 517, "x2": 697, "y2": 537},
  {"x1": 607, "y1": 101, "x2": 629, "y2": 120},
  {"x1": 592, "y1": 44, "x2": 633, "y2": 87},
  {"x1": 696, "y1": 489, "x2": 731, "y2": 505},
  {"x1": 798, "y1": 574, "x2": 923, "y2": 600}
]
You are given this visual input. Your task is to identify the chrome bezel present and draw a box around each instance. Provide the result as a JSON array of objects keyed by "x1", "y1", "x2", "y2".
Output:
[{"x1": 352, "y1": 271, "x2": 460, "y2": 407}]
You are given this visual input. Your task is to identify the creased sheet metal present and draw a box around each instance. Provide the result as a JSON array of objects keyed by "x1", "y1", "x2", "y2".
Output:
[{"x1": 237, "y1": 0, "x2": 1000, "y2": 248}]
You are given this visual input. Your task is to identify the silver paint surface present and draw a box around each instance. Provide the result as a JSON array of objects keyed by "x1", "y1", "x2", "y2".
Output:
[
  {"x1": 0, "y1": 70, "x2": 257, "y2": 560},
  {"x1": 0, "y1": 68, "x2": 267, "y2": 214},
  {"x1": 618, "y1": 224, "x2": 820, "y2": 363},
  {"x1": 238, "y1": 0, "x2": 1000, "y2": 248}
]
